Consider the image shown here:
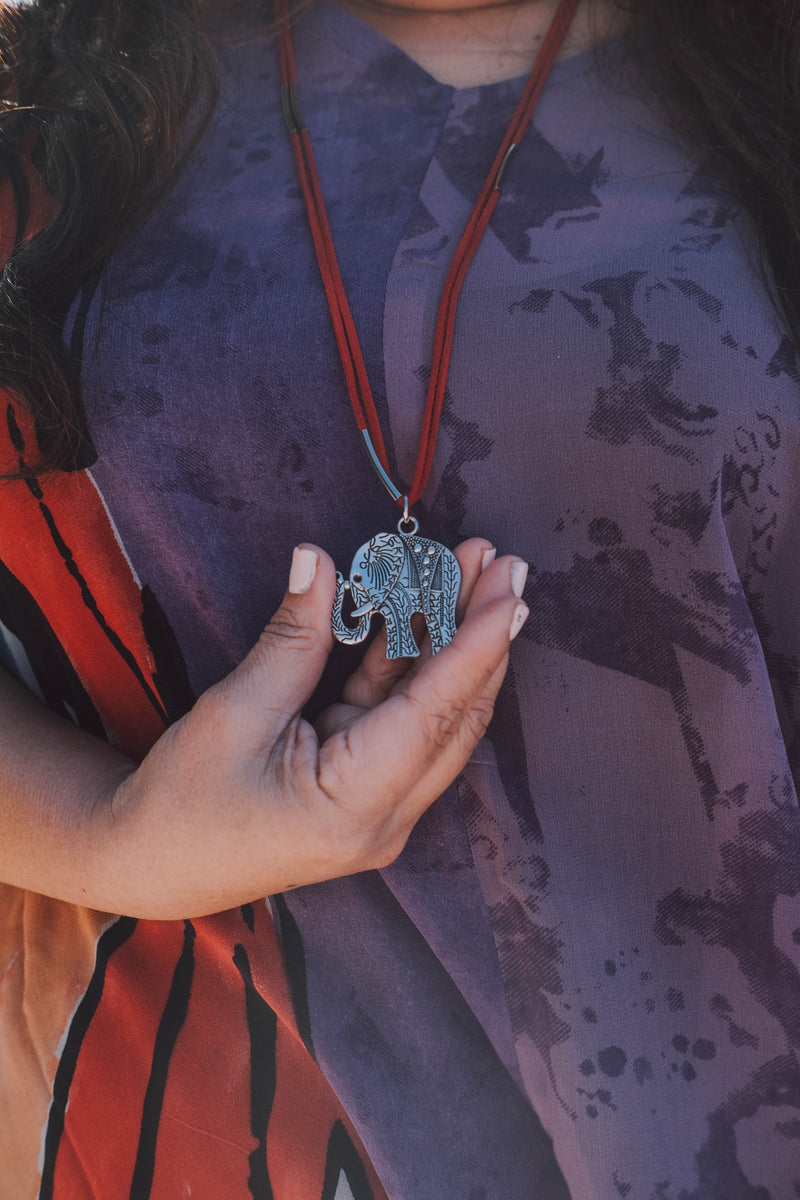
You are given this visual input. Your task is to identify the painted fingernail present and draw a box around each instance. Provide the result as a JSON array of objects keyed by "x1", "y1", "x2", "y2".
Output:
[
  {"x1": 480, "y1": 547, "x2": 497, "y2": 573},
  {"x1": 511, "y1": 561, "x2": 529, "y2": 598},
  {"x1": 509, "y1": 603, "x2": 529, "y2": 641},
  {"x1": 288, "y1": 546, "x2": 319, "y2": 595}
]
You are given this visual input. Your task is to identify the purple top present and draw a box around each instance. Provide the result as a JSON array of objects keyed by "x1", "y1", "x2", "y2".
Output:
[{"x1": 31, "y1": 3, "x2": 800, "y2": 1195}]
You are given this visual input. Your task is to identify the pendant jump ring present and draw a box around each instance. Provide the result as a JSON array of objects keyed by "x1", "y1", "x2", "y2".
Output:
[
  {"x1": 398, "y1": 495, "x2": 417, "y2": 534},
  {"x1": 398, "y1": 514, "x2": 419, "y2": 535}
]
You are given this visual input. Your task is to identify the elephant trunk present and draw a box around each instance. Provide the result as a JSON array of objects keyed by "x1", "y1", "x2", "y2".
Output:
[{"x1": 331, "y1": 573, "x2": 372, "y2": 645}]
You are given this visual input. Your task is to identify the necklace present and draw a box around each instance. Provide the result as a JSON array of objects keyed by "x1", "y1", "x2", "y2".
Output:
[{"x1": 276, "y1": 0, "x2": 579, "y2": 657}]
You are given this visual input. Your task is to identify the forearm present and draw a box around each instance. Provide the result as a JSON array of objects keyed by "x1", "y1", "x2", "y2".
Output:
[
  {"x1": 0, "y1": 542, "x2": 524, "y2": 920},
  {"x1": 0, "y1": 666, "x2": 136, "y2": 908}
]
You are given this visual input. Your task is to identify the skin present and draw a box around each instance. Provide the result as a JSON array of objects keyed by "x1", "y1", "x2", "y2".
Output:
[
  {"x1": 331, "y1": 0, "x2": 626, "y2": 87},
  {"x1": 0, "y1": 540, "x2": 527, "y2": 918},
  {"x1": 0, "y1": 0, "x2": 605, "y2": 919}
]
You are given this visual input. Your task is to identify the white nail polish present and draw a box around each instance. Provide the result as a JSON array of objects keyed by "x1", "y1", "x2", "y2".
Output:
[
  {"x1": 288, "y1": 546, "x2": 319, "y2": 595},
  {"x1": 509, "y1": 603, "x2": 529, "y2": 641},
  {"x1": 480, "y1": 547, "x2": 497, "y2": 573},
  {"x1": 511, "y1": 561, "x2": 529, "y2": 598}
]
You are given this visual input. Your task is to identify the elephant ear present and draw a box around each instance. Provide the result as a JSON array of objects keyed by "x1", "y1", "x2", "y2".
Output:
[{"x1": 359, "y1": 534, "x2": 405, "y2": 593}]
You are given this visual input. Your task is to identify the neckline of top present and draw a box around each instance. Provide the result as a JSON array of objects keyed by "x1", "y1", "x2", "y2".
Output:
[{"x1": 296, "y1": 0, "x2": 626, "y2": 96}]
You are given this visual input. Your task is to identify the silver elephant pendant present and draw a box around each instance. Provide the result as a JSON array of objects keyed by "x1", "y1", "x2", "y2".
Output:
[{"x1": 332, "y1": 518, "x2": 461, "y2": 658}]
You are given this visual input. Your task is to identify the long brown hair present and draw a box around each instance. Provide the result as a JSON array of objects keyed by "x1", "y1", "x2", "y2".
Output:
[
  {"x1": 1, "y1": 0, "x2": 799, "y2": 472},
  {"x1": 0, "y1": 0, "x2": 218, "y2": 470}
]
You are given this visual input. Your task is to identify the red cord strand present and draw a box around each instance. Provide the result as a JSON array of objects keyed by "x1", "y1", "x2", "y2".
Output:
[{"x1": 276, "y1": 0, "x2": 580, "y2": 506}]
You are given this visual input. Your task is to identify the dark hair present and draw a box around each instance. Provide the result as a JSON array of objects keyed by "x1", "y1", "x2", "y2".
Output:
[
  {"x1": 1, "y1": 0, "x2": 799, "y2": 471},
  {"x1": 634, "y1": 0, "x2": 800, "y2": 339},
  {"x1": 0, "y1": 0, "x2": 218, "y2": 470}
]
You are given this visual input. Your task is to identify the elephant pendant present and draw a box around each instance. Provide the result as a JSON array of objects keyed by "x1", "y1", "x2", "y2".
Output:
[{"x1": 331, "y1": 519, "x2": 461, "y2": 659}]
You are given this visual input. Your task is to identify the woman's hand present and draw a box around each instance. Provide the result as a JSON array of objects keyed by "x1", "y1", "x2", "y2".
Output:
[{"x1": 91, "y1": 539, "x2": 528, "y2": 918}]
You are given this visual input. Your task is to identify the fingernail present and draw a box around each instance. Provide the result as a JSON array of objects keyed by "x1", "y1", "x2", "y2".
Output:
[
  {"x1": 511, "y1": 561, "x2": 529, "y2": 598},
  {"x1": 480, "y1": 547, "x2": 497, "y2": 573},
  {"x1": 509, "y1": 603, "x2": 529, "y2": 641},
  {"x1": 288, "y1": 546, "x2": 319, "y2": 595}
]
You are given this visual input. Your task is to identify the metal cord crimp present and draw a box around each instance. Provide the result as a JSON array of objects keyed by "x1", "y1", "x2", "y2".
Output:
[
  {"x1": 281, "y1": 82, "x2": 305, "y2": 134},
  {"x1": 360, "y1": 429, "x2": 402, "y2": 502},
  {"x1": 494, "y1": 143, "x2": 517, "y2": 191}
]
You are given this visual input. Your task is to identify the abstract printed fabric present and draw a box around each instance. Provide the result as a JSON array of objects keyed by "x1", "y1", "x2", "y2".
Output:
[{"x1": 0, "y1": 4, "x2": 798, "y2": 1197}]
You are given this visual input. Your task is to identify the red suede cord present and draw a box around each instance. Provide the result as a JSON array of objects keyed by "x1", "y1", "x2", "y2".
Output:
[{"x1": 277, "y1": 0, "x2": 580, "y2": 507}]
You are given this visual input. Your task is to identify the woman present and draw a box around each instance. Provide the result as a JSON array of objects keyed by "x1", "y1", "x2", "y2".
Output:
[{"x1": 0, "y1": 0, "x2": 798, "y2": 1196}]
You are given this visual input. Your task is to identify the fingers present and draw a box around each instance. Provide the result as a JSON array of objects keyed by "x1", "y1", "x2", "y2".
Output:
[
  {"x1": 317, "y1": 560, "x2": 528, "y2": 830},
  {"x1": 341, "y1": 537, "x2": 496, "y2": 710},
  {"x1": 361, "y1": 544, "x2": 524, "y2": 705},
  {"x1": 213, "y1": 544, "x2": 337, "y2": 748},
  {"x1": 340, "y1": 631, "x2": 409, "y2": 710},
  {"x1": 398, "y1": 559, "x2": 528, "y2": 771},
  {"x1": 316, "y1": 546, "x2": 520, "y2": 743},
  {"x1": 456, "y1": 538, "x2": 496, "y2": 624},
  {"x1": 461, "y1": 550, "x2": 528, "y2": 619},
  {"x1": 315, "y1": 700, "x2": 361, "y2": 744}
]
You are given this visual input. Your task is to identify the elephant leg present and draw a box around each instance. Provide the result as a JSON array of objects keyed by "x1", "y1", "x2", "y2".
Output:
[
  {"x1": 423, "y1": 555, "x2": 459, "y2": 655},
  {"x1": 425, "y1": 610, "x2": 446, "y2": 654},
  {"x1": 382, "y1": 602, "x2": 419, "y2": 659}
]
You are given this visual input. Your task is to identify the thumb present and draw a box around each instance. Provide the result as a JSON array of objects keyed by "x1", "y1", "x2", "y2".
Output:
[{"x1": 220, "y1": 545, "x2": 336, "y2": 745}]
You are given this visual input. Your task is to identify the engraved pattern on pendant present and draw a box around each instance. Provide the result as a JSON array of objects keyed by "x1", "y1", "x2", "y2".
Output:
[{"x1": 331, "y1": 530, "x2": 461, "y2": 658}]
